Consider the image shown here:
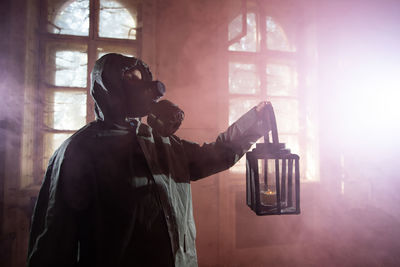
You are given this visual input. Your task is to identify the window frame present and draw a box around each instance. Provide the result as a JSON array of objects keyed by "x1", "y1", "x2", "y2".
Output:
[
  {"x1": 33, "y1": 0, "x2": 142, "y2": 182},
  {"x1": 227, "y1": 6, "x2": 313, "y2": 181}
]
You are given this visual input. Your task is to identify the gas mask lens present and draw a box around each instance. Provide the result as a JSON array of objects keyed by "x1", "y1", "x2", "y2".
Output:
[
  {"x1": 122, "y1": 66, "x2": 165, "y2": 99},
  {"x1": 123, "y1": 67, "x2": 142, "y2": 81}
]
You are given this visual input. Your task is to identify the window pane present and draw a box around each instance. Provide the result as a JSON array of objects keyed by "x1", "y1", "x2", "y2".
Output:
[
  {"x1": 43, "y1": 133, "x2": 72, "y2": 170},
  {"x1": 99, "y1": 0, "x2": 137, "y2": 40},
  {"x1": 229, "y1": 98, "x2": 259, "y2": 125},
  {"x1": 55, "y1": 51, "x2": 88, "y2": 87},
  {"x1": 266, "y1": 16, "x2": 295, "y2": 52},
  {"x1": 48, "y1": 0, "x2": 89, "y2": 36},
  {"x1": 228, "y1": 13, "x2": 257, "y2": 52},
  {"x1": 45, "y1": 91, "x2": 87, "y2": 130},
  {"x1": 45, "y1": 43, "x2": 88, "y2": 87},
  {"x1": 97, "y1": 46, "x2": 137, "y2": 59},
  {"x1": 229, "y1": 62, "x2": 260, "y2": 94},
  {"x1": 271, "y1": 98, "x2": 299, "y2": 133},
  {"x1": 266, "y1": 64, "x2": 297, "y2": 97}
]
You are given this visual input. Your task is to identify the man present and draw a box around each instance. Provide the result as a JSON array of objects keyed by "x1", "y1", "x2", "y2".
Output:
[{"x1": 28, "y1": 53, "x2": 270, "y2": 266}]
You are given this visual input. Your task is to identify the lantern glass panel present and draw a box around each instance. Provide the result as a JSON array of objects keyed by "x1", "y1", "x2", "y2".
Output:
[
  {"x1": 258, "y1": 159, "x2": 277, "y2": 207},
  {"x1": 256, "y1": 157, "x2": 299, "y2": 214}
]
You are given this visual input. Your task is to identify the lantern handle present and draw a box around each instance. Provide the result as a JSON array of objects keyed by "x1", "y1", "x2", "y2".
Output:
[{"x1": 264, "y1": 103, "x2": 279, "y2": 145}]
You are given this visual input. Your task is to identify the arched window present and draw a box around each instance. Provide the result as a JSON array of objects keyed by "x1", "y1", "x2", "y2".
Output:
[
  {"x1": 227, "y1": 7, "x2": 318, "y2": 181},
  {"x1": 35, "y1": 0, "x2": 141, "y2": 180}
]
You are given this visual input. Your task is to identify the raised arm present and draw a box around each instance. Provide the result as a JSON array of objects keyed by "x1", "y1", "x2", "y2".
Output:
[{"x1": 183, "y1": 102, "x2": 271, "y2": 180}]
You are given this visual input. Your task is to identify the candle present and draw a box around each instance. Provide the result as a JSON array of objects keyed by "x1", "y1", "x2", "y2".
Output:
[{"x1": 261, "y1": 189, "x2": 276, "y2": 206}]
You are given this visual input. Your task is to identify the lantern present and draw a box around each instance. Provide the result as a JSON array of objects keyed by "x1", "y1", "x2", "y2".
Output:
[{"x1": 246, "y1": 103, "x2": 300, "y2": 215}]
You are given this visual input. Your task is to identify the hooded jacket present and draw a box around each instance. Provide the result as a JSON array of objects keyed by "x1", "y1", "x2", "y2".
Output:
[{"x1": 27, "y1": 54, "x2": 269, "y2": 267}]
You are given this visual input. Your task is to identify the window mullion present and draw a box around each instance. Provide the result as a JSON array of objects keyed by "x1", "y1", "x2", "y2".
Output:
[
  {"x1": 87, "y1": 0, "x2": 98, "y2": 122},
  {"x1": 39, "y1": 0, "x2": 47, "y2": 33},
  {"x1": 259, "y1": 10, "x2": 266, "y2": 54},
  {"x1": 44, "y1": 86, "x2": 89, "y2": 91},
  {"x1": 87, "y1": 42, "x2": 96, "y2": 122},
  {"x1": 34, "y1": 38, "x2": 47, "y2": 183},
  {"x1": 38, "y1": 34, "x2": 92, "y2": 42},
  {"x1": 90, "y1": 0, "x2": 98, "y2": 40},
  {"x1": 34, "y1": 0, "x2": 48, "y2": 182},
  {"x1": 258, "y1": 12, "x2": 268, "y2": 100}
]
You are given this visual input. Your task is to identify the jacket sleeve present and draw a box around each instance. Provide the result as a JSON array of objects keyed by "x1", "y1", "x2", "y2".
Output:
[
  {"x1": 27, "y1": 149, "x2": 80, "y2": 267},
  {"x1": 182, "y1": 107, "x2": 269, "y2": 180},
  {"x1": 27, "y1": 139, "x2": 94, "y2": 267}
]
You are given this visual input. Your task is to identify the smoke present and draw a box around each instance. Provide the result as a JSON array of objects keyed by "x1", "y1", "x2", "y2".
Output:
[
  {"x1": 1, "y1": 0, "x2": 400, "y2": 266},
  {"x1": 307, "y1": 1, "x2": 400, "y2": 266},
  {"x1": 153, "y1": 0, "x2": 400, "y2": 266},
  {"x1": 0, "y1": 53, "x2": 24, "y2": 162},
  {"x1": 156, "y1": 0, "x2": 233, "y2": 139}
]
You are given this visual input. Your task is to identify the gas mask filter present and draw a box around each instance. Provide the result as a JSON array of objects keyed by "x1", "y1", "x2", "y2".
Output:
[{"x1": 147, "y1": 100, "x2": 184, "y2": 137}]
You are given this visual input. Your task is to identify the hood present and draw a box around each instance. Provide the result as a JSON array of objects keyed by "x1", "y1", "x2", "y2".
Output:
[{"x1": 90, "y1": 53, "x2": 153, "y2": 124}]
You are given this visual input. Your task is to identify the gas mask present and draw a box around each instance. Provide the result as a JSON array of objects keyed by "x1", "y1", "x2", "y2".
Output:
[
  {"x1": 121, "y1": 63, "x2": 165, "y2": 118},
  {"x1": 121, "y1": 59, "x2": 184, "y2": 136}
]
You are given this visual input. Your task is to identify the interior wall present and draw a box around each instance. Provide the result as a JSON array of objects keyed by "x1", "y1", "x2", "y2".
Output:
[
  {"x1": 0, "y1": 0, "x2": 33, "y2": 265},
  {"x1": 0, "y1": 0, "x2": 11, "y2": 263}
]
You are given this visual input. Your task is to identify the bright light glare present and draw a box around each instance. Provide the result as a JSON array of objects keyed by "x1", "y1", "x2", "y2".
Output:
[
  {"x1": 355, "y1": 69, "x2": 400, "y2": 127},
  {"x1": 338, "y1": 61, "x2": 400, "y2": 144}
]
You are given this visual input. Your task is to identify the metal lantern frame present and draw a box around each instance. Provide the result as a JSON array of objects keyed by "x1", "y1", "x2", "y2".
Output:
[{"x1": 246, "y1": 103, "x2": 300, "y2": 215}]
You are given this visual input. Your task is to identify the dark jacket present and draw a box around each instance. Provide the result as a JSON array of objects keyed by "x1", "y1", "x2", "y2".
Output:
[{"x1": 27, "y1": 54, "x2": 268, "y2": 266}]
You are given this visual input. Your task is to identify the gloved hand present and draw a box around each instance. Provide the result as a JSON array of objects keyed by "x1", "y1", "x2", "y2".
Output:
[
  {"x1": 147, "y1": 100, "x2": 184, "y2": 137},
  {"x1": 255, "y1": 101, "x2": 273, "y2": 135}
]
